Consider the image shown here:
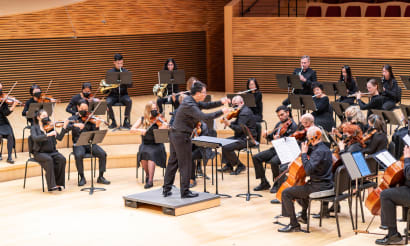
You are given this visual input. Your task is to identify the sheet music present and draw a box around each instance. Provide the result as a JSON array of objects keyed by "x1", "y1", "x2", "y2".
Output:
[
  {"x1": 352, "y1": 151, "x2": 371, "y2": 177},
  {"x1": 403, "y1": 134, "x2": 410, "y2": 146},
  {"x1": 375, "y1": 150, "x2": 396, "y2": 168},
  {"x1": 272, "y1": 137, "x2": 300, "y2": 164}
]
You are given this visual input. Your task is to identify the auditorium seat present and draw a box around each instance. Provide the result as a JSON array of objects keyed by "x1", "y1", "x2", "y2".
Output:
[
  {"x1": 405, "y1": 6, "x2": 410, "y2": 17},
  {"x1": 325, "y1": 6, "x2": 342, "y2": 17},
  {"x1": 385, "y1": 5, "x2": 401, "y2": 17},
  {"x1": 306, "y1": 6, "x2": 322, "y2": 17},
  {"x1": 365, "y1": 6, "x2": 381, "y2": 17},
  {"x1": 345, "y1": 6, "x2": 361, "y2": 17}
]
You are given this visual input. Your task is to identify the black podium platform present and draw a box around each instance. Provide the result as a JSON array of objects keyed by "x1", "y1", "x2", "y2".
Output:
[{"x1": 123, "y1": 186, "x2": 220, "y2": 216}]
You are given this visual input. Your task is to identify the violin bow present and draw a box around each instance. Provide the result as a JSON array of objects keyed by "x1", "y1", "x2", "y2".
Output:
[
  {"x1": 45, "y1": 79, "x2": 53, "y2": 95},
  {"x1": 83, "y1": 97, "x2": 105, "y2": 125},
  {"x1": 0, "y1": 81, "x2": 18, "y2": 108},
  {"x1": 354, "y1": 215, "x2": 385, "y2": 236}
]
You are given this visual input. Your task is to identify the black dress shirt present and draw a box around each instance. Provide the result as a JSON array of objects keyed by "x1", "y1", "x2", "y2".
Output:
[
  {"x1": 301, "y1": 142, "x2": 333, "y2": 183},
  {"x1": 228, "y1": 105, "x2": 257, "y2": 140},
  {"x1": 292, "y1": 67, "x2": 317, "y2": 95},
  {"x1": 266, "y1": 119, "x2": 298, "y2": 142},
  {"x1": 382, "y1": 78, "x2": 401, "y2": 103},
  {"x1": 107, "y1": 67, "x2": 132, "y2": 97}
]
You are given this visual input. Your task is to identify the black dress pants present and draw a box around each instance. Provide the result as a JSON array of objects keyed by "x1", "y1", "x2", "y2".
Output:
[
  {"x1": 380, "y1": 186, "x2": 410, "y2": 227},
  {"x1": 253, "y1": 147, "x2": 278, "y2": 181},
  {"x1": 221, "y1": 137, "x2": 247, "y2": 166},
  {"x1": 106, "y1": 94, "x2": 132, "y2": 121},
  {"x1": 191, "y1": 147, "x2": 203, "y2": 180},
  {"x1": 73, "y1": 144, "x2": 107, "y2": 175},
  {"x1": 34, "y1": 151, "x2": 66, "y2": 189}
]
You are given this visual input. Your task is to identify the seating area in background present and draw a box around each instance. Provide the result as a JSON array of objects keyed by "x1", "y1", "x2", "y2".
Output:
[{"x1": 306, "y1": 1, "x2": 410, "y2": 17}]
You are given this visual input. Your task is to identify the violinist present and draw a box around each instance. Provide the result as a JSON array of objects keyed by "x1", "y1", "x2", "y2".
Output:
[
  {"x1": 381, "y1": 64, "x2": 401, "y2": 111},
  {"x1": 66, "y1": 82, "x2": 99, "y2": 116},
  {"x1": 131, "y1": 101, "x2": 168, "y2": 189},
  {"x1": 22, "y1": 84, "x2": 41, "y2": 125},
  {"x1": 252, "y1": 106, "x2": 297, "y2": 192},
  {"x1": 106, "y1": 53, "x2": 132, "y2": 129},
  {"x1": 61, "y1": 100, "x2": 110, "y2": 186},
  {"x1": 336, "y1": 65, "x2": 358, "y2": 105},
  {"x1": 247, "y1": 78, "x2": 263, "y2": 122},
  {"x1": 30, "y1": 109, "x2": 66, "y2": 191},
  {"x1": 220, "y1": 95, "x2": 257, "y2": 175},
  {"x1": 375, "y1": 146, "x2": 410, "y2": 245},
  {"x1": 356, "y1": 79, "x2": 383, "y2": 117},
  {"x1": 311, "y1": 83, "x2": 335, "y2": 132},
  {"x1": 362, "y1": 114, "x2": 388, "y2": 156},
  {"x1": 0, "y1": 83, "x2": 18, "y2": 163},
  {"x1": 278, "y1": 126, "x2": 333, "y2": 233}
]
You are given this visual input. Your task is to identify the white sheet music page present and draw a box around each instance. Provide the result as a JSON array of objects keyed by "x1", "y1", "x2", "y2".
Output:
[
  {"x1": 272, "y1": 137, "x2": 301, "y2": 164},
  {"x1": 375, "y1": 150, "x2": 396, "y2": 168},
  {"x1": 403, "y1": 134, "x2": 410, "y2": 146}
]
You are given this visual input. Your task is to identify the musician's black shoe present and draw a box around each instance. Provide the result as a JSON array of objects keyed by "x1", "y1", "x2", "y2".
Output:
[
  {"x1": 254, "y1": 181, "x2": 270, "y2": 191},
  {"x1": 97, "y1": 176, "x2": 111, "y2": 185},
  {"x1": 78, "y1": 176, "x2": 86, "y2": 186},
  {"x1": 375, "y1": 233, "x2": 402, "y2": 245},
  {"x1": 278, "y1": 224, "x2": 301, "y2": 233},
  {"x1": 328, "y1": 204, "x2": 340, "y2": 213},
  {"x1": 270, "y1": 184, "x2": 280, "y2": 194},
  {"x1": 270, "y1": 199, "x2": 280, "y2": 204},
  {"x1": 379, "y1": 225, "x2": 388, "y2": 230},
  {"x1": 189, "y1": 179, "x2": 197, "y2": 188},
  {"x1": 312, "y1": 211, "x2": 330, "y2": 219},
  {"x1": 181, "y1": 190, "x2": 199, "y2": 199},
  {"x1": 162, "y1": 188, "x2": 172, "y2": 197},
  {"x1": 6, "y1": 158, "x2": 14, "y2": 164},
  {"x1": 108, "y1": 121, "x2": 117, "y2": 129},
  {"x1": 297, "y1": 215, "x2": 308, "y2": 224},
  {"x1": 144, "y1": 182, "x2": 153, "y2": 189},
  {"x1": 123, "y1": 118, "x2": 131, "y2": 129},
  {"x1": 196, "y1": 167, "x2": 204, "y2": 177},
  {"x1": 218, "y1": 164, "x2": 233, "y2": 173},
  {"x1": 48, "y1": 186, "x2": 59, "y2": 192},
  {"x1": 230, "y1": 164, "x2": 246, "y2": 175}
]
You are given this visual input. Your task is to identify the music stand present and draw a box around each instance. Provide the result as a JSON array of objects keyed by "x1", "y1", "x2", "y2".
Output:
[
  {"x1": 236, "y1": 124, "x2": 262, "y2": 201},
  {"x1": 76, "y1": 130, "x2": 108, "y2": 195},
  {"x1": 26, "y1": 102, "x2": 53, "y2": 119},
  {"x1": 276, "y1": 74, "x2": 291, "y2": 94},
  {"x1": 322, "y1": 83, "x2": 337, "y2": 100},
  {"x1": 158, "y1": 70, "x2": 185, "y2": 112},
  {"x1": 300, "y1": 95, "x2": 317, "y2": 112},
  {"x1": 400, "y1": 76, "x2": 410, "y2": 90},
  {"x1": 288, "y1": 74, "x2": 304, "y2": 91},
  {"x1": 89, "y1": 101, "x2": 107, "y2": 115},
  {"x1": 356, "y1": 76, "x2": 382, "y2": 93},
  {"x1": 331, "y1": 102, "x2": 350, "y2": 122},
  {"x1": 288, "y1": 95, "x2": 303, "y2": 121},
  {"x1": 371, "y1": 109, "x2": 401, "y2": 135},
  {"x1": 192, "y1": 136, "x2": 238, "y2": 197},
  {"x1": 227, "y1": 93, "x2": 256, "y2": 108}
]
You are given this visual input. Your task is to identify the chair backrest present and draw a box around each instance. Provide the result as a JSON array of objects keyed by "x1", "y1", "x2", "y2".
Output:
[
  {"x1": 28, "y1": 135, "x2": 34, "y2": 157},
  {"x1": 240, "y1": 124, "x2": 257, "y2": 146},
  {"x1": 326, "y1": 6, "x2": 342, "y2": 17},
  {"x1": 385, "y1": 5, "x2": 401, "y2": 17},
  {"x1": 365, "y1": 5, "x2": 382, "y2": 17},
  {"x1": 345, "y1": 6, "x2": 361, "y2": 17},
  {"x1": 306, "y1": 6, "x2": 322, "y2": 17},
  {"x1": 388, "y1": 141, "x2": 396, "y2": 158},
  {"x1": 335, "y1": 165, "x2": 351, "y2": 195}
]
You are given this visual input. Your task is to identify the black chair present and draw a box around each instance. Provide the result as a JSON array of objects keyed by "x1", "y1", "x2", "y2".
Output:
[
  {"x1": 0, "y1": 136, "x2": 17, "y2": 159},
  {"x1": 136, "y1": 152, "x2": 166, "y2": 183},
  {"x1": 67, "y1": 152, "x2": 97, "y2": 182},
  {"x1": 108, "y1": 102, "x2": 126, "y2": 129},
  {"x1": 21, "y1": 121, "x2": 31, "y2": 152},
  {"x1": 307, "y1": 165, "x2": 354, "y2": 237},
  {"x1": 23, "y1": 136, "x2": 45, "y2": 192},
  {"x1": 404, "y1": 206, "x2": 410, "y2": 244}
]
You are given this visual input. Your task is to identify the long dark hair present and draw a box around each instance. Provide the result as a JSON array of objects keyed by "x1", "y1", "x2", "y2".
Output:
[
  {"x1": 246, "y1": 77, "x2": 259, "y2": 91},
  {"x1": 163, "y1": 58, "x2": 177, "y2": 71},
  {"x1": 340, "y1": 65, "x2": 353, "y2": 87},
  {"x1": 383, "y1": 64, "x2": 395, "y2": 82}
]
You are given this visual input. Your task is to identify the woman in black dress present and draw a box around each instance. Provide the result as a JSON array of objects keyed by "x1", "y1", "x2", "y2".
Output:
[
  {"x1": 30, "y1": 109, "x2": 66, "y2": 191},
  {"x1": 246, "y1": 78, "x2": 263, "y2": 122},
  {"x1": 131, "y1": 101, "x2": 168, "y2": 189},
  {"x1": 311, "y1": 83, "x2": 335, "y2": 132},
  {"x1": 357, "y1": 79, "x2": 384, "y2": 117},
  {"x1": 0, "y1": 83, "x2": 18, "y2": 163},
  {"x1": 362, "y1": 114, "x2": 388, "y2": 155},
  {"x1": 337, "y1": 65, "x2": 358, "y2": 105},
  {"x1": 381, "y1": 64, "x2": 401, "y2": 110}
]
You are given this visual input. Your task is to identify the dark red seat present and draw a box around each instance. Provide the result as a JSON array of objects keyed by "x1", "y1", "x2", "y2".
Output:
[
  {"x1": 365, "y1": 6, "x2": 381, "y2": 17},
  {"x1": 405, "y1": 6, "x2": 410, "y2": 17},
  {"x1": 325, "y1": 6, "x2": 342, "y2": 17},
  {"x1": 345, "y1": 6, "x2": 361, "y2": 17},
  {"x1": 385, "y1": 6, "x2": 401, "y2": 17},
  {"x1": 306, "y1": 6, "x2": 322, "y2": 17}
]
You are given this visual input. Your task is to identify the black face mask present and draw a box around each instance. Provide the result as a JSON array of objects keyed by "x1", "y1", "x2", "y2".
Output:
[
  {"x1": 83, "y1": 92, "x2": 90, "y2": 98},
  {"x1": 347, "y1": 116, "x2": 353, "y2": 122},
  {"x1": 41, "y1": 117, "x2": 50, "y2": 125},
  {"x1": 34, "y1": 92, "x2": 42, "y2": 98},
  {"x1": 151, "y1": 110, "x2": 158, "y2": 117},
  {"x1": 79, "y1": 110, "x2": 88, "y2": 117}
]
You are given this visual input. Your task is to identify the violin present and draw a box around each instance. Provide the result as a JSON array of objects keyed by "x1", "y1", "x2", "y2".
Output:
[
  {"x1": 192, "y1": 122, "x2": 202, "y2": 138},
  {"x1": 362, "y1": 129, "x2": 377, "y2": 143},
  {"x1": 80, "y1": 112, "x2": 109, "y2": 126},
  {"x1": 149, "y1": 115, "x2": 167, "y2": 128},
  {"x1": 220, "y1": 107, "x2": 240, "y2": 123},
  {"x1": 43, "y1": 120, "x2": 65, "y2": 133},
  {"x1": 274, "y1": 119, "x2": 292, "y2": 138},
  {"x1": 290, "y1": 128, "x2": 307, "y2": 141},
  {"x1": 37, "y1": 93, "x2": 59, "y2": 103},
  {"x1": 0, "y1": 94, "x2": 23, "y2": 106}
]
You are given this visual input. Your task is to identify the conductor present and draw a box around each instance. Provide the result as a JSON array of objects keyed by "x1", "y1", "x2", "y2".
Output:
[{"x1": 162, "y1": 81, "x2": 230, "y2": 198}]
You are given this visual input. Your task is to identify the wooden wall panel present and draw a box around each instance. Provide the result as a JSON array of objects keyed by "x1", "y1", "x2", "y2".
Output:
[
  {"x1": 0, "y1": 32, "x2": 206, "y2": 102},
  {"x1": 234, "y1": 56, "x2": 410, "y2": 99}
]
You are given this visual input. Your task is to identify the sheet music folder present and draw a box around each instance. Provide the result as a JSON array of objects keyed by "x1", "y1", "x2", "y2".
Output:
[
  {"x1": 341, "y1": 151, "x2": 371, "y2": 180},
  {"x1": 192, "y1": 136, "x2": 238, "y2": 149}
]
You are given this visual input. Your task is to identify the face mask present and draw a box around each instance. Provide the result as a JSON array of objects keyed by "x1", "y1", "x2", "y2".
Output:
[
  {"x1": 41, "y1": 117, "x2": 49, "y2": 125},
  {"x1": 83, "y1": 92, "x2": 90, "y2": 98},
  {"x1": 151, "y1": 110, "x2": 158, "y2": 117},
  {"x1": 34, "y1": 92, "x2": 42, "y2": 98},
  {"x1": 347, "y1": 116, "x2": 353, "y2": 122},
  {"x1": 79, "y1": 110, "x2": 88, "y2": 117}
]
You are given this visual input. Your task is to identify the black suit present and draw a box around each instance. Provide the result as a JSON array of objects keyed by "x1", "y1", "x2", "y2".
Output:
[
  {"x1": 163, "y1": 96, "x2": 223, "y2": 195},
  {"x1": 106, "y1": 67, "x2": 132, "y2": 122},
  {"x1": 282, "y1": 67, "x2": 317, "y2": 110}
]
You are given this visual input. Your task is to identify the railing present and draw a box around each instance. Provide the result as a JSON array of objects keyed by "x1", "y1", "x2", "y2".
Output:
[{"x1": 240, "y1": 0, "x2": 301, "y2": 17}]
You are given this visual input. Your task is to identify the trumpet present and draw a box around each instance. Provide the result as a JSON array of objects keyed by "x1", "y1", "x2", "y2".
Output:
[{"x1": 347, "y1": 92, "x2": 372, "y2": 98}]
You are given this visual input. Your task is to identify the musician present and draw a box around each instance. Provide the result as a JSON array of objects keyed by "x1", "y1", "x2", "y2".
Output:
[
  {"x1": 106, "y1": 53, "x2": 132, "y2": 129},
  {"x1": 62, "y1": 100, "x2": 110, "y2": 186},
  {"x1": 311, "y1": 83, "x2": 335, "y2": 132},
  {"x1": 247, "y1": 78, "x2": 263, "y2": 122},
  {"x1": 337, "y1": 65, "x2": 358, "y2": 105},
  {"x1": 131, "y1": 101, "x2": 168, "y2": 189},
  {"x1": 375, "y1": 145, "x2": 410, "y2": 245},
  {"x1": 190, "y1": 121, "x2": 213, "y2": 188},
  {"x1": 30, "y1": 109, "x2": 66, "y2": 191},
  {"x1": 356, "y1": 79, "x2": 383, "y2": 117},
  {"x1": 278, "y1": 126, "x2": 333, "y2": 232},
  {"x1": 381, "y1": 64, "x2": 401, "y2": 111},
  {"x1": 163, "y1": 81, "x2": 229, "y2": 198},
  {"x1": 337, "y1": 124, "x2": 365, "y2": 154},
  {"x1": 157, "y1": 58, "x2": 180, "y2": 114},
  {"x1": 220, "y1": 95, "x2": 257, "y2": 175},
  {"x1": 66, "y1": 82, "x2": 99, "y2": 116},
  {"x1": 344, "y1": 105, "x2": 367, "y2": 132},
  {"x1": 0, "y1": 83, "x2": 18, "y2": 164},
  {"x1": 22, "y1": 84, "x2": 42, "y2": 125},
  {"x1": 252, "y1": 105, "x2": 297, "y2": 192},
  {"x1": 362, "y1": 114, "x2": 388, "y2": 156}
]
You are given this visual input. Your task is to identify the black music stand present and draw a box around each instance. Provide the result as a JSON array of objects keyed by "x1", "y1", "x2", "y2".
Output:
[
  {"x1": 371, "y1": 109, "x2": 401, "y2": 135},
  {"x1": 76, "y1": 130, "x2": 108, "y2": 195},
  {"x1": 276, "y1": 74, "x2": 291, "y2": 94},
  {"x1": 236, "y1": 124, "x2": 262, "y2": 201},
  {"x1": 192, "y1": 136, "x2": 238, "y2": 198},
  {"x1": 106, "y1": 71, "x2": 133, "y2": 130},
  {"x1": 400, "y1": 76, "x2": 410, "y2": 90},
  {"x1": 227, "y1": 93, "x2": 256, "y2": 108},
  {"x1": 301, "y1": 95, "x2": 317, "y2": 112},
  {"x1": 26, "y1": 102, "x2": 53, "y2": 118},
  {"x1": 356, "y1": 76, "x2": 382, "y2": 93},
  {"x1": 331, "y1": 102, "x2": 350, "y2": 122},
  {"x1": 158, "y1": 70, "x2": 185, "y2": 112},
  {"x1": 322, "y1": 83, "x2": 337, "y2": 101},
  {"x1": 89, "y1": 101, "x2": 108, "y2": 115},
  {"x1": 288, "y1": 74, "x2": 304, "y2": 91}
]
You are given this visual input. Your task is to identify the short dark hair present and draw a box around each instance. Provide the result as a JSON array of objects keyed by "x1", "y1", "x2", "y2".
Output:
[
  {"x1": 114, "y1": 53, "x2": 123, "y2": 61},
  {"x1": 312, "y1": 82, "x2": 323, "y2": 91},
  {"x1": 190, "y1": 81, "x2": 206, "y2": 95},
  {"x1": 276, "y1": 105, "x2": 289, "y2": 113},
  {"x1": 30, "y1": 84, "x2": 41, "y2": 96},
  {"x1": 77, "y1": 99, "x2": 89, "y2": 107},
  {"x1": 82, "y1": 82, "x2": 92, "y2": 90}
]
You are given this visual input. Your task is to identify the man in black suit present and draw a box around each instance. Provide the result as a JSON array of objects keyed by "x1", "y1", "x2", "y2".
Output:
[{"x1": 220, "y1": 95, "x2": 258, "y2": 175}]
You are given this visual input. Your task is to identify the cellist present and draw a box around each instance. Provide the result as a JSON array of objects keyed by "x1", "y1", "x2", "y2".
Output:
[
  {"x1": 278, "y1": 126, "x2": 333, "y2": 233},
  {"x1": 375, "y1": 145, "x2": 410, "y2": 245}
]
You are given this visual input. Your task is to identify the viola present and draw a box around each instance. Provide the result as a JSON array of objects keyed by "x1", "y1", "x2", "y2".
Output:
[{"x1": 365, "y1": 160, "x2": 404, "y2": 215}]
